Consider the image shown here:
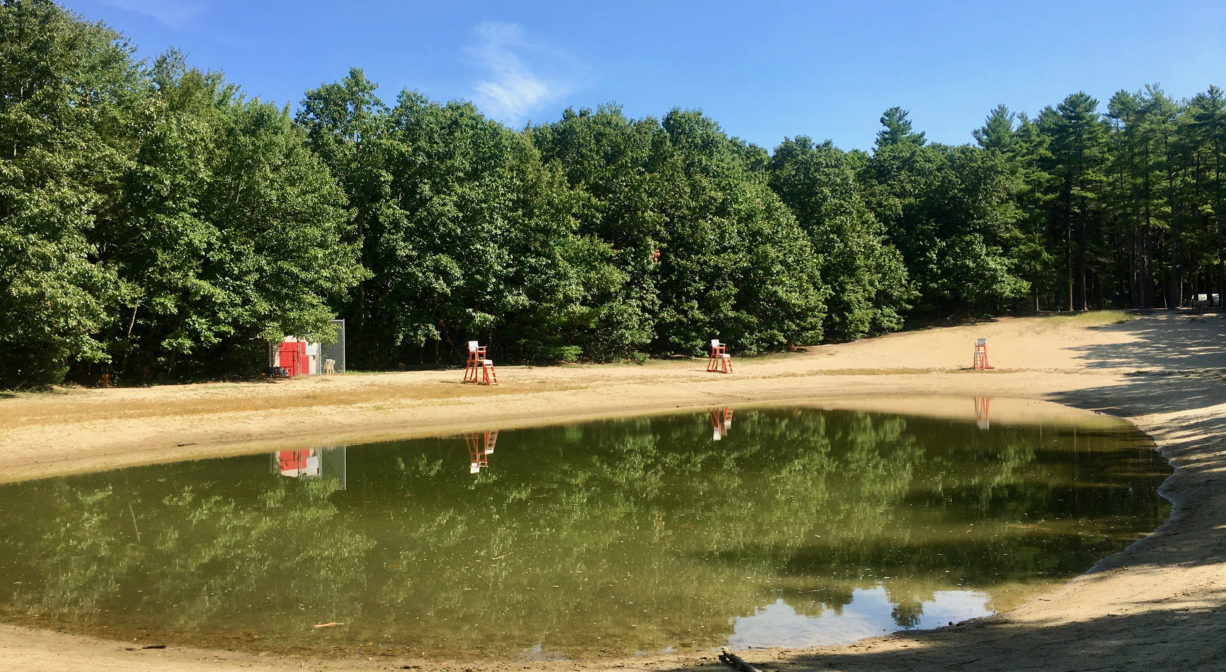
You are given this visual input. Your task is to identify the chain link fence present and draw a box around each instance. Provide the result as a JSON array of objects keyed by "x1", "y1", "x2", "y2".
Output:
[{"x1": 321, "y1": 318, "x2": 346, "y2": 373}]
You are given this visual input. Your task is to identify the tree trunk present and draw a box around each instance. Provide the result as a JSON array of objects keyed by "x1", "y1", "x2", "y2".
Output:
[
  {"x1": 1217, "y1": 214, "x2": 1226, "y2": 307},
  {"x1": 1168, "y1": 167, "x2": 1181, "y2": 310}
]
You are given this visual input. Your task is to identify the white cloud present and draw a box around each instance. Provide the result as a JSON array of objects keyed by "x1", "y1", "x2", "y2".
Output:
[
  {"x1": 93, "y1": 0, "x2": 204, "y2": 29},
  {"x1": 466, "y1": 22, "x2": 584, "y2": 126}
]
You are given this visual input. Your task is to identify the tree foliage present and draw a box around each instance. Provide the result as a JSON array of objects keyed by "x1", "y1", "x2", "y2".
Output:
[
  {"x1": 768, "y1": 137, "x2": 911, "y2": 339},
  {"x1": 5, "y1": 1, "x2": 1226, "y2": 387},
  {"x1": 0, "y1": 1, "x2": 362, "y2": 386},
  {"x1": 0, "y1": 0, "x2": 133, "y2": 386}
]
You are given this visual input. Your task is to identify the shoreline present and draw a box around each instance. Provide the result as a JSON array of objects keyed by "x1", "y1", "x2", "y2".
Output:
[{"x1": 1, "y1": 311, "x2": 1224, "y2": 671}]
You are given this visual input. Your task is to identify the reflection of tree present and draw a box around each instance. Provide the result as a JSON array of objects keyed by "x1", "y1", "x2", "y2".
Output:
[
  {"x1": 18, "y1": 485, "x2": 142, "y2": 617},
  {"x1": 146, "y1": 479, "x2": 374, "y2": 632},
  {"x1": 0, "y1": 410, "x2": 1169, "y2": 658},
  {"x1": 891, "y1": 600, "x2": 924, "y2": 628},
  {"x1": 0, "y1": 475, "x2": 373, "y2": 641},
  {"x1": 884, "y1": 579, "x2": 937, "y2": 628}
]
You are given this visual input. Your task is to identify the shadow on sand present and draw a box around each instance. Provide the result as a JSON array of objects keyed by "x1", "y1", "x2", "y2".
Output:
[{"x1": 1066, "y1": 310, "x2": 1226, "y2": 374}]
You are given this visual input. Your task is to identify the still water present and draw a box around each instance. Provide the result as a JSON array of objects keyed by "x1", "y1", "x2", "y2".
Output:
[{"x1": 0, "y1": 402, "x2": 1170, "y2": 659}]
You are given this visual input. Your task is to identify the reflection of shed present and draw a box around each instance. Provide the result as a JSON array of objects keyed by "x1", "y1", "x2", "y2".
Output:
[
  {"x1": 271, "y1": 446, "x2": 348, "y2": 488},
  {"x1": 278, "y1": 449, "x2": 320, "y2": 477}
]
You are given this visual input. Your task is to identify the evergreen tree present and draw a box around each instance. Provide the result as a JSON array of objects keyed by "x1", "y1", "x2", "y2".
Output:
[
  {"x1": 1185, "y1": 86, "x2": 1226, "y2": 305},
  {"x1": 863, "y1": 112, "x2": 1029, "y2": 315},
  {"x1": 875, "y1": 106, "x2": 926, "y2": 150},
  {"x1": 973, "y1": 104, "x2": 1016, "y2": 153},
  {"x1": 1039, "y1": 92, "x2": 1109, "y2": 310}
]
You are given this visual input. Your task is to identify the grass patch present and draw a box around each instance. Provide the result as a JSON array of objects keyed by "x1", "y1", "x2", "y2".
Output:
[{"x1": 1042, "y1": 310, "x2": 1137, "y2": 328}]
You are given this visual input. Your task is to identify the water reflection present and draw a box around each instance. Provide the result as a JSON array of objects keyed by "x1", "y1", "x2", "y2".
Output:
[
  {"x1": 975, "y1": 397, "x2": 991, "y2": 431},
  {"x1": 275, "y1": 449, "x2": 317, "y2": 477},
  {"x1": 727, "y1": 586, "x2": 994, "y2": 648},
  {"x1": 0, "y1": 405, "x2": 1170, "y2": 660},
  {"x1": 272, "y1": 446, "x2": 347, "y2": 488},
  {"x1": 710, "y1": 407, "x2": 734, "y2": 440},
  {"x1": 465, "y1": 431, "x2": 499, "y2": 473}
]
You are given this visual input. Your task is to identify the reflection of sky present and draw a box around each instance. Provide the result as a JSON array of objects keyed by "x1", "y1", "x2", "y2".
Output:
[{"x1": 726, "y1": 585, "x2": 993, "y2": 649}]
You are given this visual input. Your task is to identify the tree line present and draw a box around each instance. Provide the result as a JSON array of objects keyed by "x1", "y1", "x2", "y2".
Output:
[{"x1": 2, "y1": 0, "x2": 1223, "y2": 387}]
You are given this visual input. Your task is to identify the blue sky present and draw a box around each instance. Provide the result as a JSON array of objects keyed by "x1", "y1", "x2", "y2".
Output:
[{"x1": 65, "y1": 0, "x2": 1226, "y2": 152}]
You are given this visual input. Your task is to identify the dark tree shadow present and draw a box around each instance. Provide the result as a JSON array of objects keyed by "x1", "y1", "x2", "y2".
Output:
[{"x1": 1066, "y1": 310, "x2": 1226, "y2": 374}]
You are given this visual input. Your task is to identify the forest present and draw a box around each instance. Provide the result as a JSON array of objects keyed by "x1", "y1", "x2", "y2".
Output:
[{"x1": 2, "y1": 0, "x2": 1224, "y2": 387}]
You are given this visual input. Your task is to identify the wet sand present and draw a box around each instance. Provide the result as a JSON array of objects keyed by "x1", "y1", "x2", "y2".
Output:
[{"x1": 1, "y1": 310, "x2": 1224, "y2": 671}]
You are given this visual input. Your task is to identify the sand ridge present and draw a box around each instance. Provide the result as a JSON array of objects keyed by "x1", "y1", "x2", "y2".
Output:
[{"x1": 1, "y1": 310, "x2": 1224, "y2": 671}]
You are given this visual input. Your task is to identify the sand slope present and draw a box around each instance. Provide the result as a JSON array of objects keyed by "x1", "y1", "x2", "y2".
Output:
[{"x1": 1, "y1": 311, "x2": 1224, "y2": 671}]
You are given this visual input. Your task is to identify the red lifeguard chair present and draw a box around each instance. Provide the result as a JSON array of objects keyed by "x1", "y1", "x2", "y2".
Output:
[
  {"x1": 707, "y1": 339, "x2": 732, "y2": 373},
  {"x1": 972, "y1": 338, "x2": 993, "y2": 370},
  {"x1": 464, "y1": 340, "x2": 498, "y2": 385}
]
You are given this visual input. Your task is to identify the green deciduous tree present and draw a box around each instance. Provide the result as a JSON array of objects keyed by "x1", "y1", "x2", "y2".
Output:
[
  {"x1": 0, "y1": 0, "x2": 134, "y2": 386},
  {"x1": 12, "y1": 0, "x2": 1226, "y2": 384},
  {"x1": 95, "y1": 56, "x2": 363, "y2": 381},
  {"x1": 651, "y1": 109, "x2": 825, "y2": 352},
  {"x1": 300, "y1": 78, "x2": 592, "y2": 366},
  {"x1": 1, "y1": 2, "x2": 362, "y2": 386},
  {"x1": 768, "y1": 137, "x2": 911, "y2": 340}
]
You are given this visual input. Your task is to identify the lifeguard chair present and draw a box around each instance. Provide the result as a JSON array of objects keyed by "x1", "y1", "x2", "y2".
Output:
[
  {"x1": 972, "y1": 338, "x2": 993, "y2": 370},
  {"x1": 464, "y1": 341, "x2": 498, "y2": 385},
  {"x1": 707, "y1": 339, "x2": 732, "y2": 373}
]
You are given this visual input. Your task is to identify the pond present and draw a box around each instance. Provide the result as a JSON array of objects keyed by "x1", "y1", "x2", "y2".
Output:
[{"x1": 0, "y1": 400, "x2": 1170, "y2": 660}]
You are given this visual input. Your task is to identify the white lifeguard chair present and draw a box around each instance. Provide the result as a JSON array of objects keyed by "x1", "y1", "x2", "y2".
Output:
[
  {"x1": 972, "y1": 338, "x2": 993, "y2": 370},
  {"x1": 707, "y1": 339, "x2": 733, "y2": 373},
  {"x1": 464, "y1": 340, "x2": 498, "y2": 385}
]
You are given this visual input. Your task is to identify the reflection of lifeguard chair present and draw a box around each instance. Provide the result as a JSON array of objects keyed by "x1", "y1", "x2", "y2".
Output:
[
  {"x1": 707, "y1": 339, "x2": 732, "y2": 373},
  {"x1": 974, "y1": 397, "x2": 991, "y2": 430},
  {"x1": 709, "y1": 407, "x2": 734, "y2": 440},
  {"x1": 464, "y1": 341, "x2": 498, "y2": 384},
  {"x1": 465, "y1": 430, "x2": 499, "y2": 474},
  {"x1": 972, "y1": 338, "x2": 993, "y2": 370}
]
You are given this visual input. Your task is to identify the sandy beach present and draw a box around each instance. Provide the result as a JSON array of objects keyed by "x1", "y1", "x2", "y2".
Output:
[{"x1": 1, "y1": 310, "x2": 1224, "y2": 671}]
